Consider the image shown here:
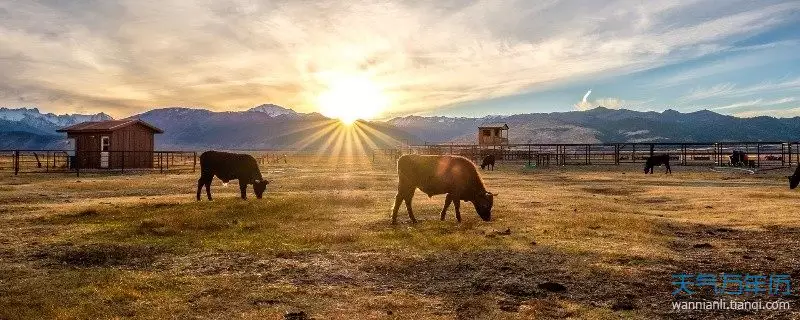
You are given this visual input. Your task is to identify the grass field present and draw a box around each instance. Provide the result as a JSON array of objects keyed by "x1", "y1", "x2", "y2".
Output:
[{"x1": 1, "y1": 157, "x2": 799, "y2": 319}]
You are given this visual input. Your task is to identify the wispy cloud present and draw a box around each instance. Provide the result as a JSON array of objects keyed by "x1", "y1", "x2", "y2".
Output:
[
  {"x1": 0, "y1": 0, "x2": 798, "y2": 117},
  {"x1": 683, "y1": 77, "x2": 800, "y2": 102},
  {"x1": 710, "y1": 97, "x2": 795, "y2": 111}
]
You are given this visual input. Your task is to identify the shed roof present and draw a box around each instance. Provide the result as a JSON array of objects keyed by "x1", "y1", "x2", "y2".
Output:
[
  {"x1": 478, "y1": 123, "x2": 509, "y2": 129},
  {"x1": 57, "y1": 119, "x2": 164, "y2": 133}
]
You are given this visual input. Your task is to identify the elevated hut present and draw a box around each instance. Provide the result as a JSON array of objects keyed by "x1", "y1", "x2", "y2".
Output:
[{"x1": 478, "y1": 123, "x2": 509, "y2": 146}]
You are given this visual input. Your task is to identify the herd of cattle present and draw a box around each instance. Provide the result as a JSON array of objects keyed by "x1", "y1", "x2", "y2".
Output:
[{"x1": 194, "y1": 150, "x2": 800, "y2": 223}]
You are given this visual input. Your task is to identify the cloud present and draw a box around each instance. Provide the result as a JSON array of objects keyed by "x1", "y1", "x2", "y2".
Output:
[
  {"x1": 0, "y1": 0, "x2": 798, "y2": 117},
  {"x1": 683, "y1": 77, "x2": 800, "y2": 102},
  {"x1": 710, "y1": 97, "x2": 795, "y2": 111},
  {"x1": 582, "y1": 89, "x2": 592, "y2": 103},
  {"x1": 734, "y1": 106, "x2": 800, "y2": 118},
  {"x1": 574, "y1": 93, "x2": 641, "y2": 111}
]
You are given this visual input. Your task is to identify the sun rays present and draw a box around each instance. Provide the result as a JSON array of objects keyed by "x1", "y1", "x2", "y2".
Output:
[{"x1": 279, "y1": 119, "x2": 403, "y2": 163}]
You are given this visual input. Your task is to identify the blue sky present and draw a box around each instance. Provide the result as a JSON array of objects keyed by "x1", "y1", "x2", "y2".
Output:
[
  {"x1": 436, "y1": 16, "x2": 800, "y2": 118},
  {"x1": 0, "y1": 0, "x2": 799, "y2": 119}
]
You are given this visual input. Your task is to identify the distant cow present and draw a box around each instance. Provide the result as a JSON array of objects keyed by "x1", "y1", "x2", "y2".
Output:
[
  {"x1": 196, "y1": 151, "x2": 269, "y2": 200},
  {"x1": 480, "y1": 154, "x2": 496, "y2": 171},
  {"x1": 730, "y1": 151, "x2": 749, "y2": 167},
  {"x1": 788, "y1": 165, "x2": 800, "y2": 189},
  {"x1": 392, "y1": 155, "x2": 496, "y2": 224},
  {"x1": 644, "y1": 154, "x2": 672, "y2": 174}
]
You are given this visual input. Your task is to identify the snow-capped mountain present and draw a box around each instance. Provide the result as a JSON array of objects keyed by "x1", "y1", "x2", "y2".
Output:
[
  {"x1": 0, "y1": 107, "x2": 112, "y2": 127},
  {"x1": 247, "y1": 104, "x2": 299, "y2": 117}
]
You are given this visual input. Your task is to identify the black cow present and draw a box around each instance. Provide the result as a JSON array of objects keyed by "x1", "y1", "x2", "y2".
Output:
[
  {"x1": 392, "y1": 155, "x2": 496, "y2": 224},
  {"x1": 730, "y1": 151, "x2": 749, "y2": 167},
  {"x1": 196, "y1": 151, "x2": 269, "y2": 200},
  {"x1": 480, "y1": 154, "x2": 496, "y2": 171},
  {"x1": 644, "y1": 154, "x2": 672, "y2": 174},
  {"x1": 788, "y1": 165, "x2": 800, "y2": 189}
]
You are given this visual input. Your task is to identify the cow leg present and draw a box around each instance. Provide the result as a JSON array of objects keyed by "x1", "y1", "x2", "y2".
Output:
[
  {"x1": 239, "y1": 181, "x2": 248, "y2": 199},
  {"x1": 197, "y1": 174, "x2": 212, "y2": 201},
  {"x1": 196, "y1": 178, "x2": 204, "y2": 201},
  {"x1": 405, "y1": 194, "x2": 417, "y2": 223},
  {"x1": 440, "y1": 194, "x2": 453, "y2": 221},
  {"x1": 205, "y1": 180, "x2": 213, "y2": 200},
  {"x1": 454, "y1": 199, "x2": 462, "y2": 223},
  {"x1": 391, "y1": 193, "x2": 403, "y2": 224},
  {"x1": 665, "y1": 162, "x2": 671, "y2": 174}
]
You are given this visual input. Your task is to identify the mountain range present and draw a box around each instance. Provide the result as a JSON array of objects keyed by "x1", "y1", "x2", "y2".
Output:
[{"x1": 2, "y1": 105, "x2": 800, "y2": 150}]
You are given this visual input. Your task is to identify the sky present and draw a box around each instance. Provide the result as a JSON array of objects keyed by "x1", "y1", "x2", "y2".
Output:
[{"x1": 0, "y1": 0, "x2": 799, "y2": 119}]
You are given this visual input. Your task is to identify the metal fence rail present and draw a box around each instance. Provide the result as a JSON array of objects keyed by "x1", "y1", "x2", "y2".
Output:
[{"x1": 395, "y1": 142, "x2": 800, "y2": 168}]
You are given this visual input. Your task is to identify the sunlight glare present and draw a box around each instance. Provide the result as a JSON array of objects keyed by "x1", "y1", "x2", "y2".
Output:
[{"x1": 316, "y1": 74, "x2": 389, "y2": 125}]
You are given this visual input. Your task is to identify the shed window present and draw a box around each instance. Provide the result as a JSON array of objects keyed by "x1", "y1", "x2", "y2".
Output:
[
  {"x1": 101, "y1": 136, "x2": 110, "y2": 151},
  {"x1": 482, "y1": 129, "x2": 491, "y2": 136}
]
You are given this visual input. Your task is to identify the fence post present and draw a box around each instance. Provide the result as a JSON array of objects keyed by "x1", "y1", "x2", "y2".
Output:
[
  {"x1": 193, "y1": 152, "x2": 197, "y2": 173},
  {"x1": 76, "y1": 152, "x2": 80, "y2": 178},
  {"x1": 756, "y1": 143, "x2": 760, "y2": 167},
  {"x1": 121, "y1": 151, "x2": 125, "y2": 173},
  {"x1": 13, "y1": 150, "x2": 19, "y2": 175},
  {"x1": 159, "y1": 152, "x2": 163, "y2": 174}
]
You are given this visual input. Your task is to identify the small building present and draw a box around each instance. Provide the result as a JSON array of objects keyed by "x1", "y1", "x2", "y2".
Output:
[
  {"x1": 57, "y1": 119, "x2": 163, "y2": 169},
  {"x1": 478, "y1": 123, "x2": 509, "y2": 146}
]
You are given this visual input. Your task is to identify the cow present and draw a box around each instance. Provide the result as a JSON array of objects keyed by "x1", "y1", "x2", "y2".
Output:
[
  {"x1": 392, "y1": 154, "x2": 496, "y2": 224},
  {"x1": 644, "y1": 154, "x2": 672, "y2": 174},
  {"x1": 480, "y1": 154, "x2": 496, "y2": 171},
  {"x1": 730, "y1": 151, "x2": 749, "y2": 167},
  {"x1": 196, "y1": 151, "x2": 269, "y2": 201},
  {"x1": 788, "y1": 165, "x2": 800, "y2": 189}
]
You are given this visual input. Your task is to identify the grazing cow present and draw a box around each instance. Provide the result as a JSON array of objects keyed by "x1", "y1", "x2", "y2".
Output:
[
  {"x1": 644, "y1": 154, "x2": 672, "y2": 174},
  {"x1": 788, "y1": 165, "x2": 800, "y2": 189},
  {"x1": 480, "y1": 154, "x2": 496, "y2": 171},
  {"x1": 196, "y1": 151, "x2": 269, "y2": 200},
  {"x1": 392, "y1": 154, "x2": 496, "y2": 224},
  {"x1": 730, "y1": 151, "x2": 749, "y2": 167}
]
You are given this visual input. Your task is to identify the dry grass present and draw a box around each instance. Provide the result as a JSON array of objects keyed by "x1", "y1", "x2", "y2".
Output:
[{"x1": 1, "y1": 158, "x2": 799, "y2": 319}]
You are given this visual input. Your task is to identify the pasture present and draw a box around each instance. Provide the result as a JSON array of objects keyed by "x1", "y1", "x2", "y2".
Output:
[{"x1": 1, "y1": 156, "x2": 798, "y2": 319}]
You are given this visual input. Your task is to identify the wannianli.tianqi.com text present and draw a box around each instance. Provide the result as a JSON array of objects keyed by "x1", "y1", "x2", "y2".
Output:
[{"x1": 672, "y1": 300, "x2": 791, "y2": 311}]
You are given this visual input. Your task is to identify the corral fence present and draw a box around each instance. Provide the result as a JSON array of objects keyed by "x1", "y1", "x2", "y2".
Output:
[
  {"x1": 373, "y1": 142, "x2": 800, "y2": 168},
  {"x1": 1, "y1": 150, "x2": 197, "y2": 176},
  {"x1": 1, "y1": 149, "x2": 298, "y2": 176}
]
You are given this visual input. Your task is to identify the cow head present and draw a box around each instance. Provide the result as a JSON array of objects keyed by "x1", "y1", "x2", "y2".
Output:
[
  {"x1": 253, "y1": 179, "x2": 270, "y2": 199},
  {"x1": 473, "y1": 191, "x2": 495, "y2": 221}
]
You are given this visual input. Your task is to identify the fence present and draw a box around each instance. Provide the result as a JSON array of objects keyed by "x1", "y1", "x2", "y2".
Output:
[
  {"x1": 394, "y1": 142, "x2": 800, "y2": 168},
  {"x1": 1, "y1": 150, "x2": 197, "y2": 176}
]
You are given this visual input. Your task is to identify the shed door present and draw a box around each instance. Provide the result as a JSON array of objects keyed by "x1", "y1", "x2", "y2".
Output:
[{"x1": 100, "y1": 136, "x2": 110, "y2": 168}]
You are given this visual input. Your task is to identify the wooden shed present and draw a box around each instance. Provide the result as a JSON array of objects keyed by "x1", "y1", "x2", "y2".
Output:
[
  {"x1": 478, "y1": 123, "x2": 509, "y2": 146},
  {"x1": 57, "y1": 119, "x2": 163, "y2": 169}
]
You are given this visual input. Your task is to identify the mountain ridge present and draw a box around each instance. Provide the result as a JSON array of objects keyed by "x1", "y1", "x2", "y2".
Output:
[{"x1": 3, "y1": 106, "x2": 800, "y2": 149}]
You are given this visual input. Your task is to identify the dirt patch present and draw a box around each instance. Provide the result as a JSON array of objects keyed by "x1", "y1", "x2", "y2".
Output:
[{"x1": 34, "y1": 243, "x2": 167, "y2": 269}]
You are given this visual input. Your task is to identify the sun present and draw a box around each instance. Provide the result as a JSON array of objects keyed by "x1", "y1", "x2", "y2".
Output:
[{"x1": 316, "y1": 74, "x2": 389, "y2": 125}]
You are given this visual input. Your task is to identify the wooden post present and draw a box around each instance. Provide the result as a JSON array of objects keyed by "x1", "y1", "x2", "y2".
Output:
[
  {"x1": 586, "y1": 144, "x2": 590, "y2": 165},
  {"x1": 13, "y1": 150, "x2": 19, "y2": 175},
  {"x1": 76, "y1": 152, "x2": 80, "y2": 177},
  {"x1": 159, "y1": 152, "x2": 163, "y2": 174},
  {"x1": 757, "y1": 143, "x2": 761, "y2": 167},
  {"x1": 632, "y1": 144, "x2": 636, "y2": 163},
  {"x1": 121, "y1": 151, "x2": 125, "y2": 173}
]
